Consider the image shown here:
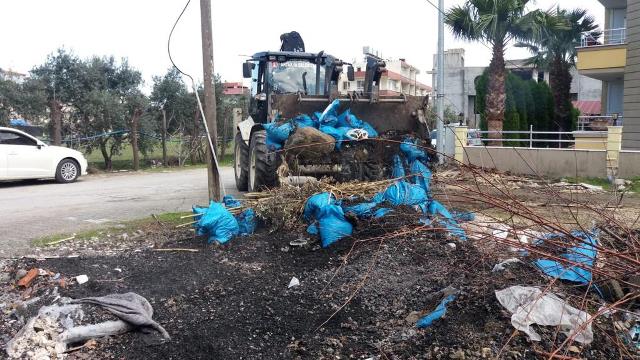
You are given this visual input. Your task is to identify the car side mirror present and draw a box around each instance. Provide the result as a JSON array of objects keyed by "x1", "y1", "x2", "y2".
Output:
[
  {"x1": 37, "y1": 144, "x2": 42, "y2": 149},
  {"x1": 347, "y1": 65, "x2": 355, "y2": 82},
  {"x1": 242, "y1": 62, "x2": 253, "y2": 78}
]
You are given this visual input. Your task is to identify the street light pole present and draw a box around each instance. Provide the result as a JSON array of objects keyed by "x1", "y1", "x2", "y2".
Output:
[{"x1": 436, "y1": 0, "x2": 445, "y2": 164}]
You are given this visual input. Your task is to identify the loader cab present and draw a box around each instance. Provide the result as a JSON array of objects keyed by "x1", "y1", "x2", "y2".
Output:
[{"x1": 243, "y1": 51, "x2": 344, "y2": 124}]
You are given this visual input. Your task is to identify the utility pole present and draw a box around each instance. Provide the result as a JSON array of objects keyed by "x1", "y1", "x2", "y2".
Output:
[
  {"x1": 200, "y1": 0, "x2": 221, "y2": 201},
  {"x1": 436, "y1": 0, "x2": 445, "y2": 164}
]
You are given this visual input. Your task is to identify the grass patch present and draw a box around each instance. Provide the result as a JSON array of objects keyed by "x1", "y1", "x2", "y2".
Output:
[
  {"x1": 32, "y1": 211, "x2": 191, "y2": 247},
  {"x1": 564, "y1": 177, "x2": 612, "y2": 190}
]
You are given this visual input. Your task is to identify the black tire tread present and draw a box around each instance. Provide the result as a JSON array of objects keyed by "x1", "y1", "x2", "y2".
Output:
[
  {"x1": 234, "y1": 132, "x2": 249, "y2": 191},
  {"x1": 249, "y1": 130, "x2": 279, "y2": 191}
]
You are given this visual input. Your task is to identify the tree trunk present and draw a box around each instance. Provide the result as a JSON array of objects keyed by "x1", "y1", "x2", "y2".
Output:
[
  {"x1": 485, "y1": 43, "x2": 507, "y2": 146},
  {"x1": 50, "y1": 100, "x2": 63, "y2": 146},
  {"x1": 190, "y1": 106, "x2": 200, "y2": 165},
  {"x1": 99, "y1": 140, "x2": 112, "y2": 171},
  {"x1": 161, "y1": 108, "x2": 168, "y2": 167},
  {"x1": 220, "y1": 108, "x2": 228, "y2": 159},
  {"x1": 130, "y1": 109, "x2": 142, "y2": 171},
  {"x1": 549, "y1": 56, "x2": 573, "y2": 135}
]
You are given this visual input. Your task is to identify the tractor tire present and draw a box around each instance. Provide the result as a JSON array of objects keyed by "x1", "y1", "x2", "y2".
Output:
[
  {"x1": 234, "y1": 132, "x2": 249, "y2": 191},
  {"x1": 248, "y1": 130, "x2": 279, "y2": 191}
]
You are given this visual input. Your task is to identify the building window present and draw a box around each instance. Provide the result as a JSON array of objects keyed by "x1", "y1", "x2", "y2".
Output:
[
  {"x1": 356, "y1": 80, "x2": 364, "y2": 91},
  {"x1": 343, "y1": 82, "x2": 350, "y2": 90}
]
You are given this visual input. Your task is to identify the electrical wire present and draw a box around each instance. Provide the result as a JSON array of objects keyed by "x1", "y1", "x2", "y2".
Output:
[{"x1": 168, "y1": 0, "x2": 225, "y2": 197}]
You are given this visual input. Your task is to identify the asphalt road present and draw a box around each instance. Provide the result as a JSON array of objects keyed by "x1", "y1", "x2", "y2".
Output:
[{"x1": 0, "y1": 167, "x2": 238, "y2": 257}]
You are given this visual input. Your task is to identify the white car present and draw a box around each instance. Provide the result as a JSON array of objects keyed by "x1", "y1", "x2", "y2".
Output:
[{"x1": 0, "y1": 127, "x2": 88, "y2": 183}]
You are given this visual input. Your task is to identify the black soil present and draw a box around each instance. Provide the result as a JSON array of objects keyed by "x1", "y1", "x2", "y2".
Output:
[{"x1": 5, "y1": 227, "x2": 630, "y2": 359}]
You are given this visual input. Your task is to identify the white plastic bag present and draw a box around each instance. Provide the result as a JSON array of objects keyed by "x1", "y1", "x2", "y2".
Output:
[{"x1": 495, "y1": 286, "x2": 593, "y2": 344}]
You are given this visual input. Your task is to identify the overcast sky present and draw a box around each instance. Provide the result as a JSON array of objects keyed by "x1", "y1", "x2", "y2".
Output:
[{"x1": 1, "y1": 0, "x2": 605, "y2": 91}]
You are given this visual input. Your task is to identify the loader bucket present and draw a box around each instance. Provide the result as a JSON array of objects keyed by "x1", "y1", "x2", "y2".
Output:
[{"x1": 271, "y1": 94, "x2": 431, "y2": 138}]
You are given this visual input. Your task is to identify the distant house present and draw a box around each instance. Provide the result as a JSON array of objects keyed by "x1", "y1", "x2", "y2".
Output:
[
  {"x1": 222, "y1": 82, "x2": 249, "y2": 96},
  {"x1": 338, "y1": 55, "x2": 431, "y2": 97},
  {"x1": 0, "y1": 68, "x2": 26, "y2": 84}
]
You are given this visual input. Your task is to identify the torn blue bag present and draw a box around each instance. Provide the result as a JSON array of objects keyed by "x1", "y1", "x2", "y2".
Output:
[
  {"x1": 535, "y1": 230, "x2": 598, "y2": 284},
  {"x1": 342, "y1": 202, "x2": 378, "y2": 217},
  {"x1": 417, "y1": 294, "x2": 456, "y2": 328},
  {"x1": 293, "y1": 114, "x2": 316, "y2": 128},
  {"x1": 428, "y1": 200, "x2": 467, "y2": 240}
]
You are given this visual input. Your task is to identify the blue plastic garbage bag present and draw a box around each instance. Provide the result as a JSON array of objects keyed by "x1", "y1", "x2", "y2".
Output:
[
  {"x1": 263, "y1": 121, "x2": 293, "y2": 149},
  {"x1": 223, "y1": 195, "x2": 242, "y2": 208},
  {"x1": 400, "y1": 137, "x2": 428, "y2": 163},
  {"x1": 428, "y1": 200, "x2": 454, "y2": 219},
  {"x1": 416, "y1": 294, "x2": 456, "y2": 328},
  {"x1": 360, "y1": 121, "x2": 379, "y2": 138},
  {"x1": 342, "y1": 202, "x2": 378, "y2": 217},
  {"x1": 317, "y1": 205, "x2": 353, "y2": 247},
  {"x1": 319, "y1": 99, "x2": 340, "y2": 124},
  {"x1": 371, "y1": 192, "x2": 385, "y2": 204},
  {"x1": 193, "y1": 202, "x2": 239, "y2": 244},
  {"x1": 303, "y1": 192, "x2": 335, "y2": 221},
  {"x1": 337, "y1": 109, "x2": 357, "y2": 128},
  {"x1": 9, "y1": 118, "x2": 28, "y2": 126},
  {"x1": 392, "y1": 155, "x2": 405, "y2": 178},
  {"x1": 319, "y1": 126, "x2": 352, "y2": 149},
  {"x1": 534, "y1": 230, "x2": 598, "y2": 284},
  {"x1": 236, "y1": 209, "x2": 256, "y2": 236},
  {"x1": 410, "y1": 160, "x2": 432, "y2": 193},
  {"x1": 320, "y1": 115, "x2": 338, "y2": 127},
  {"x1": 303, "y1": 192, "x2": 353, "y2": 247},
  {"x1": 383, "y1": 181, "x2": 428, "y2": 206},
  {"x1": 374, "y1": 208, "x2": 392, "y2": 218},
  {"x1": 293, "y1": 114, "x2": 316, "y2": 128}
]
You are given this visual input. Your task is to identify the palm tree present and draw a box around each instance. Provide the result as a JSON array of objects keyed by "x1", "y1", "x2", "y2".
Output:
[
  {"x1": 445, "y1": 0, "x2": 550, "y2": 145},
  {"x1": 517, "y1": 8, "x2": 598, "y2": 133}
]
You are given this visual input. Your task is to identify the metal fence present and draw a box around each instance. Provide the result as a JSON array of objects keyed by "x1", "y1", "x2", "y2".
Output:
[
  {"x1": 577, "y1": 115, "x2": 622, "y2": 131},
  {"x1": 580, "y1": 28, "x2": 626, "y2": 47},
  {"x1": 468, "y1": 127, "x2": 607, "y2": 148}
]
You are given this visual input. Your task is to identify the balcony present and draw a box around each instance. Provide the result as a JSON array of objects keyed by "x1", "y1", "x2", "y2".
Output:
[
  {"x1": 577, "y1": 115, "x2": 623, "y2": 131},
  {"x1": 577, "y1": 29, "x2": 626, "y2": 80},
  {"x1": 580, "y1": 28, "x2": 626, "y2": 47}
]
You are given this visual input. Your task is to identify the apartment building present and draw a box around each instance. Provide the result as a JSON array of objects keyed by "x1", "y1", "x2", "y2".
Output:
[
  {"x1": 338, "y1": 57, "x2": 431, "y2": 96},
  {"x1": 577, "y1": 0, "x2": 640, "y2": 149}
]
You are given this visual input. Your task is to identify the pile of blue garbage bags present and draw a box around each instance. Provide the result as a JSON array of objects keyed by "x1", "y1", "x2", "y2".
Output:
[
  {"x1": 302, "y1": 136, "x2": 469, "y2": 247},
  {"x1": 262, "y1": 99, "x2": 379, "y2": 150},
  {"x1": 192, "y1": 195, "x2": 256, "y2": 244}
]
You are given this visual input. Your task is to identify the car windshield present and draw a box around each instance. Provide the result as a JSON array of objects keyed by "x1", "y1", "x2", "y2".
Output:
[{"x1": 268, "y1": 60, "x2": 325, "y2": 95}]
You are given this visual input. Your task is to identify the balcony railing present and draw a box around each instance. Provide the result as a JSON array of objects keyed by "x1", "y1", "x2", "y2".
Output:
[
  {"x1": 577, "y1": 115, "x2": 623, "y2": 131},
  {"x1": 580, "y1": 28, "x2": 626, "y2": 47}
]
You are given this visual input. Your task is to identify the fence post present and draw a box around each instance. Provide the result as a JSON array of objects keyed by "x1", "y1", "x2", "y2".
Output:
[
  {"x1": 454, "y1": 126, "x2": 468, "y2": 163},
  {"x1": 529, "y1": 125, "x2": 533, "y2": 149},
  {"x1": 606, "y1": 126, "x2": 623, "y2": 179}
]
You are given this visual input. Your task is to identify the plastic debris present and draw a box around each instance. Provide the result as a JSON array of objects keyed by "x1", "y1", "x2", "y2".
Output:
[
  {"x1": 629, "y1": 323, "x2": 640, "y2": 349},
  {"x1": 492, "y1": 258, "x2": 523, "y2": 272},
  {"x1": 495, "y1": 285, "x2": 593, "y2": 344},
  {"x1": 534, "y1": 230, "x2": 597, "y2": 284},
  {"x1": 263, "y1": 121, "x2": 294, "y2": 150},
  {"x1": 288, "y1": 277, "x2": 300, "y2": 288},
  {"x1": 75, "y1": 275, "x2": 89, "y2": 285},
  {"x1": 410, "y1": 160, "x2": 431, "y2": 192},
  {"x1": 416, "y1": 294, "x2": 456, "y2": 328}
]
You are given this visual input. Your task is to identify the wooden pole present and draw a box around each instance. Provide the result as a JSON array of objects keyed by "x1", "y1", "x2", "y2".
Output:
[
  {"x1": 130, "y1": 109, "x2": 141, "y2": 171},
  {"x1": 200, "y1": 0, "x2": 221, "y2": 201}
]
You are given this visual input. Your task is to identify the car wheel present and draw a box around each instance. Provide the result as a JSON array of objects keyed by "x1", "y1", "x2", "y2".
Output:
[{"x1": 55, "y1": 159, "x2": 80, "y2": 183}]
